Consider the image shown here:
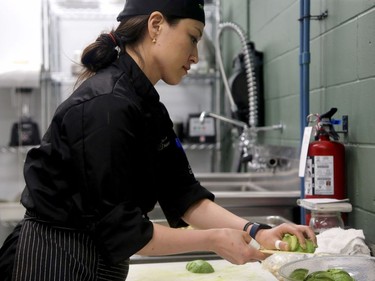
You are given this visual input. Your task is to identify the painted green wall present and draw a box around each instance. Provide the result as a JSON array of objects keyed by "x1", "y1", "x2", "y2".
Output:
[{"x1": 221, "y1": 0, "x2": 375, "y2": 243}]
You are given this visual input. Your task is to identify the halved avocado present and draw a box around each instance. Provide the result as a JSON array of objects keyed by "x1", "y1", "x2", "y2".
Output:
[
  {"x1": 282, "y1": 233, "x2": 317, "y2": 253},
  {"x1": 327, "y1": 269, "x2": 355, "y2": 281},
  {"x1": 305, "y1": 239, "x2": 317, "y2": 253},
  {"x1": 304, "y1": 271, "x2": 334, "y2": 281},
  {"x1": 282, "y1": 233, "x2": 298, "y2": 251},
  {"x1": 186, "y1": 260, "x2": 215, "y2": 274},
  {"x1": 289, "y1": 268, "x2": 309, "y2": 280}
]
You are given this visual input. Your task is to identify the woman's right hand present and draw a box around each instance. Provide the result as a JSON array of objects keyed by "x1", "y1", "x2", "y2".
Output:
[{"x1": 207, "y1": 228, "x2": 268, "y2": 264}]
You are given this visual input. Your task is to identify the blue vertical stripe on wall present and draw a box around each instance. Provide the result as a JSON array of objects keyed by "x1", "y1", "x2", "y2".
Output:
[{"x1": 299, "y1": 0, "x2": 311, "y2": 225}]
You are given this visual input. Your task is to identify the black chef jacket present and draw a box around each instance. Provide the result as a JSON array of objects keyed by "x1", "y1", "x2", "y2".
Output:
[{"x1": 20, "y1": 52, "x2": 215, "y2": 264}]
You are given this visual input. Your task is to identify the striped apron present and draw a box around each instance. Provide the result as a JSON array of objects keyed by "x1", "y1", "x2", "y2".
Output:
[{"x1": 11, "y1": 219, "x2": 129, "y2": 281}]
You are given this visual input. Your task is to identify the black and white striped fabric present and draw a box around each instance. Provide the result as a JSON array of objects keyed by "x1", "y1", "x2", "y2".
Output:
[{"x1": 12, "y1": 219, "x2": 129, "y2": 281}]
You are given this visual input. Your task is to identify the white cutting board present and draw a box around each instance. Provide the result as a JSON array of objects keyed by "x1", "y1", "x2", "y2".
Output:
[{"x1": 127, "y1": 259, "x2": 278, "y2": 281}]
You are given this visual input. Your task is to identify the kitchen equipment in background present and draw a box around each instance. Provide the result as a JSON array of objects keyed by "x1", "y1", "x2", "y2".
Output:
[
  {"x1": 297, "y1": 198, "x2": 352, "y2": 233},
  {"x1": 58, "y1": 0, "x2": 100, "y2": 9},
  {"x1": 189, "y1": 30, "x2": 215, "y2": 75},
  {"x1": 207, "y1": 21, "x2": 283, "y2": 172},
  {"x1": 187, "y1": 113, "x2": 216, "y2": 143},
  {"x1": 9, "y1": 114, "x2": 41, "y2": 146},
  {"x1": 0, "y1": 0, "x2": 42, "y2": 89},
  {"x1": 309, "y1": 211, "x2": 344, "y2": 233},
  {"x1": 9, "y1": 109, "x2": 41, "y2": 147},
  {"x1": 228, "y1": 41, "x2": 264, "y2": 126},
  {"x1": 9, "y1": 88, "x2": 41, "y2": 147},
  {"x1": 215, "y1": 22, "x2": 261, "y2": 128}
]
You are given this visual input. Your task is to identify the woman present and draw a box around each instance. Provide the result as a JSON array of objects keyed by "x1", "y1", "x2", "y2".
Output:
[{"x1": 0, "y1": 0, "x2": 316, "y2": 280}]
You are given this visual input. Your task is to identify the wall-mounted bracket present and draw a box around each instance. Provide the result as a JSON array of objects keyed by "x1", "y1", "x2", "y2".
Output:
[
  {"x1": 336, "y1": 115, "x2": 348, "y2": 135},
  {"x1": 299, "y1": 10, "x2": 328, "y2": 21},
  {"x1": 335, "y1": 115, "x2": 349, "y2": 144}
]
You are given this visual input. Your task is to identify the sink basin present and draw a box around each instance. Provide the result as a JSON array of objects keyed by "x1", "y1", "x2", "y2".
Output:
[
  {"x1": 195, "y1": 170, "x2": 300, "y2": 192},
  {"x1": 195, "y1": 171, "x2": 300, "y2": 220},
  {"x1": 148, "y1": 170, "x2": 301, "y2": 222}
]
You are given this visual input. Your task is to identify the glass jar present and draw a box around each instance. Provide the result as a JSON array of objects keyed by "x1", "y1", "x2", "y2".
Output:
[{"x1": 309, "y1": 211, "x2": 344, "y2": 234}]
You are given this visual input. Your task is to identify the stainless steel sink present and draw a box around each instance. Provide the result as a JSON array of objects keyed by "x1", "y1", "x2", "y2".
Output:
[
  {"x1": 196, "y1": 170, "x2": 300, "y2": 192},
  {"x1": 195, "y1": 171, "x2": 301, "y2": 220},
  {"x1": 148, "y1": 170, "x2": 301, "y2": 222}
]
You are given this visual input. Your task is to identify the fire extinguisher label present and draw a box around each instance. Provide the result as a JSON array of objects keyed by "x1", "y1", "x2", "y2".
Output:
[
  {"x1": 305, "y1": 155, "x2": 335, "y2": 195},
  {"x1": 304, "y1": 157, "x2": 314, "y2": 195}
]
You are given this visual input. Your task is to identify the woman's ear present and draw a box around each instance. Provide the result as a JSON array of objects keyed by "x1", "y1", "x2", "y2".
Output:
[{"x1": 148, "y1": 12, "x2": 164, "y2": 41}]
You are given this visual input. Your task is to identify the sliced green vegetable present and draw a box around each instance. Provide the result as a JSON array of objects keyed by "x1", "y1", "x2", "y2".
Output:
[
  {"x1": 281, "y1": 233, "x2": 317, "y2": 253},
  {"x1": 327, "y1": 269, "x2": 355, "y2": 281},
  {"x1": 289, "y1": 268, "x2": 309, "y2": 280},
  {"x1": 186, "y1": 260, "x2": 215, "y2": 274},
  {"x1": 305, "y1": 239, "x2": 316, "y2": 253},
  {"x1": 301, "y1": 271, "x2": 334, "y2": 281},
  {"x1": 282, "y1": 233, "x2": 299, "y2": 251},
  {"x1": 288, "y1": 268, "x2": 354, "y2": 281}
]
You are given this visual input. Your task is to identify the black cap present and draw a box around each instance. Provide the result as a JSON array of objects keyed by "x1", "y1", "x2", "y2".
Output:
[{"x1": 117, "y1": 0, "x2": 205, "y2": 25}]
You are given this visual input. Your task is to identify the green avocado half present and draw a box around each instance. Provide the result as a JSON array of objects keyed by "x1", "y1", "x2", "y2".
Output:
[{"x1": 186, "y1": 260, "x2": 215, "y2": 274}]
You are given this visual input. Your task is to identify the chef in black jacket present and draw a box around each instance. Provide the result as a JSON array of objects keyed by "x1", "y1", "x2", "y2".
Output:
[{"x1": 0, "y1": 1, "x2": 316, "y2": 280}]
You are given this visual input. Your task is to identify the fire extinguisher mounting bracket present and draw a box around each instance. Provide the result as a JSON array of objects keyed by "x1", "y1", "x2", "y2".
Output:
[{"x1": 335, "y1": 115, "x2": 349, "y2": 136}]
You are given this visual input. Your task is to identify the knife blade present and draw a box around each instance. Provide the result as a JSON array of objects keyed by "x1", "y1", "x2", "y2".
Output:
[{"x1": 260, "y1": 249, "x2": 311, "y2": 255}]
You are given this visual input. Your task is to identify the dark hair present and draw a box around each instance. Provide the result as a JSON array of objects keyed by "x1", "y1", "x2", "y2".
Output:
[{"x1": 76, "y1": 14, "x2": 181, "y2": 84}]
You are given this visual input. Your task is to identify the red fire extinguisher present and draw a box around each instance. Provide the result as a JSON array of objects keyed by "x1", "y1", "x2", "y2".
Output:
[{"x1": 304, "y1": 108, "x2": 346, "y2": 224}]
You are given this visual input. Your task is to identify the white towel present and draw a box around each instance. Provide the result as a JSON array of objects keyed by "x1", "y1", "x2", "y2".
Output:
[{"x1": 315, "y1": 227, "x2": 371, "y2": 256}]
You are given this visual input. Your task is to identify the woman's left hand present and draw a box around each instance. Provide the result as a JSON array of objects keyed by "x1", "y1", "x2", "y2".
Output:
[{"x1": 254, "y1": 223, "x2": 316, "y2": 251}]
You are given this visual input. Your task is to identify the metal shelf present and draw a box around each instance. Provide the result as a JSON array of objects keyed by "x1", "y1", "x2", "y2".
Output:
[{"x1": 182, "y1": 143, "x2": 217, "y2": 151}]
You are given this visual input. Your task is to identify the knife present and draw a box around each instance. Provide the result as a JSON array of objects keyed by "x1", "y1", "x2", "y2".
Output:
[{"x1": 260, "y1": 249, "x2": 311, "y2": 254}]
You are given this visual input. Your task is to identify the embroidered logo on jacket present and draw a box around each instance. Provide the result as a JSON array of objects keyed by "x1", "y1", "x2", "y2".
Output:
[{"x1": 158, "y1": 136, "x2": 170, "y2": 151}]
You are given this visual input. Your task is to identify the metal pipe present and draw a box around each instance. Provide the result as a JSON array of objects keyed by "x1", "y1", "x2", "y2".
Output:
[
  {"x1": 215, "y1": 22, "x2": 258, "y2": 127},
  {"x1": 300, "y1": 0, "x2": 311, "y2": 132},
  {"x1": 254, "y1": 124, "x2": 284, "y2": 132},
  {"x1": 200, "y1": 111, "x2": 283, "y2": 133},
  {"x1": 199, "y1": 111, "x2": 248, "y2": 129},
  {"x1": 299, "y1": 0, "x2": 311, "y2": 225}
]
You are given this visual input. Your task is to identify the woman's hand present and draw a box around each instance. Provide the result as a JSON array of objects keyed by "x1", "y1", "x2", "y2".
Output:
[
  {"x1": 207, "y1": 228, "x2": 268, "y2": 264},
  {"x1": 253, "y1": 223, "x2": 317, "y2": 251},
  {"x1": 181, "y1": 200, "x2": 316, "y2": 261},
  {"x1": 138, "y1": 224, "x2": 268, "y2": 264}
]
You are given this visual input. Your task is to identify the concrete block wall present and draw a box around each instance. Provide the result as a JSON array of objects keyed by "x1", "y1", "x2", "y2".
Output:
[{"x1": 221, "y1": 0, "x2": 375, "y2": 243}]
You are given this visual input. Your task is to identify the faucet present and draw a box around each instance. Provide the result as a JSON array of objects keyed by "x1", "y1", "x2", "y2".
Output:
[
  {"x1": 200, "y1": 111, "x2": 284, "y2": 171},
  {"x1": 199, "y1": 111, "x2": 248, "y2": 129},
  {"x1": 199, "y1": 111, "x2": 283, "y2": 134},
  {"x1": 203, "y1": 19, "x2": 287, "y2": 171}
]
